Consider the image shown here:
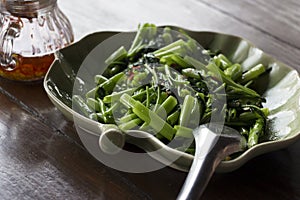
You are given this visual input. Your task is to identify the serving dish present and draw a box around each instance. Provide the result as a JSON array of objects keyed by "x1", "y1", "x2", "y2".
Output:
[{"x1": 44, "y1": 27, "x2": 300, "y2": 172}]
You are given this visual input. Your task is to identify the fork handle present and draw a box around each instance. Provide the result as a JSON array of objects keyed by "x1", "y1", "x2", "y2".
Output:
[
  {"x1": 177, "y1": 141, "x2": 222, "y2": 200},
  {"x1": 177, "y1": 126, "x2": 243, "y2": 200}
]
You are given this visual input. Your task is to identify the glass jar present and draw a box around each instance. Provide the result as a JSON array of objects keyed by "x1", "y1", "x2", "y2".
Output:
[{"x1": 0, "y1": 0, "x2": 74, "y2": 81}]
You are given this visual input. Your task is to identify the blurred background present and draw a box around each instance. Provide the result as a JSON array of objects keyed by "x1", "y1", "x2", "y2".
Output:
[{"x1": 59, "y1": 0, "x2": 300, "y2": 71}]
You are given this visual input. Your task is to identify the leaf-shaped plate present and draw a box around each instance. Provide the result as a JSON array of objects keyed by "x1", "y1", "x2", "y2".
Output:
[{"x1": 44, "y1": 28, "x2": 300, "y2": 172}]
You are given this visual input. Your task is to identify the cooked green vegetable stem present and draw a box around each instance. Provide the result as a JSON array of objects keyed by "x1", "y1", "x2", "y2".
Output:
[
  {"x1": 120, "y1": 94, "x2": 175, "y2": 140},
  {"x1": 119, "y1": 118, "x2": 143, "y2": 131},
  {"x1": 119, "y1": 113, "x2": 137, "y2": 123},
  {"x1": 240, "y1": 64, "x2": 266, "y2": 84},
  {"x1": 146, "y1": 86, "x2": 150, "y2": 108},
  {"x1": 156, "y1": 95, "x2": 178, "y2": 118},
  {"x1": 153, "y1": 86, "x2": 161, "y2": 112},
  {"x1": 105, "y1": 46, "x2": 127, "y2": 66}
]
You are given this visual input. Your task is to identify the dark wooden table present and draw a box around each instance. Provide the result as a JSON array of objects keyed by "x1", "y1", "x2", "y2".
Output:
[{"x1": 1, "y1": 0, "x2": 300, "y2": 199}]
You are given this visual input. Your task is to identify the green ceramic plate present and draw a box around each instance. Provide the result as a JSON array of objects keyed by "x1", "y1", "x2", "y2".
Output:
[{"x1": 44, "y1": 28, "x2": 300, "y2": 172}]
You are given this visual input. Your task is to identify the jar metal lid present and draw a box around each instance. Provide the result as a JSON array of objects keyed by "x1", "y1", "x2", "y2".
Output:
[{"x1": 2, "y1": 0, "x2": 58, "y2": 16}]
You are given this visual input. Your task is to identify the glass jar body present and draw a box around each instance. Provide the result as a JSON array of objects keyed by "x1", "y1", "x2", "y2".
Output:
[{"x1": 0, "y1": 0, "x2": 74, "y2": 81}]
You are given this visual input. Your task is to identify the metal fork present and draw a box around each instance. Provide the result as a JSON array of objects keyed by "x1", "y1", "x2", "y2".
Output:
[{"x1": 177, "y1": 124, "x2": 246, "y2": 200}]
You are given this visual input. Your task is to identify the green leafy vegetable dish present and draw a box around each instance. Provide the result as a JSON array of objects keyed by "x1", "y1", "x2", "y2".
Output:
[{"x1": 72, "y1": 23, "x2": 270, "y2": 157}]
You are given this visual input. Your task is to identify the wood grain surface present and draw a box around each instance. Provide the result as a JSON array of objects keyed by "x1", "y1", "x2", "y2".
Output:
[{"x1": 0, "y1": 0, "x2": 299, "y2": 199}]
